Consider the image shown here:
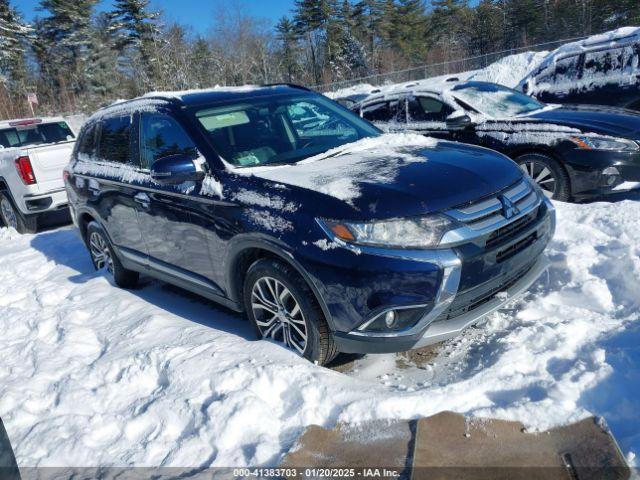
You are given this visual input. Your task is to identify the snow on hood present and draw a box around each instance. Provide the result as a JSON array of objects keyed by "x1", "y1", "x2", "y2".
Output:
[{"x1": 231, "y1": 134, "x2": 437, "y2": 205}]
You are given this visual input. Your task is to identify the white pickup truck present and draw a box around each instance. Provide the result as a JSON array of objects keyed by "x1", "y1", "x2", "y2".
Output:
[{"x1": 0, "y1": 117, "x2": 76, "y2": 233}]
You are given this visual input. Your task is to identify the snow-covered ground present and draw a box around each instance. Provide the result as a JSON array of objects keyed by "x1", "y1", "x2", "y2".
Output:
[{"x1": 0, "y1": 195, "x2": 639, "y2": 468}]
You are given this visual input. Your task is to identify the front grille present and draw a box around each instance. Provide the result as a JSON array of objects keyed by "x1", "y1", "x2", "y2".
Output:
[
  {"x1": 496, "y1": 232, "x2": 538, "y2": 263},
  {"x1": 447, "y1": 179, "x2": 540, "y2": 235},
  {"x1": 437, "y1": 261, "x2": 536, "y2": 322},
  {"x1": 487, "y1": 209, "x2": 538, "y2": 249}
]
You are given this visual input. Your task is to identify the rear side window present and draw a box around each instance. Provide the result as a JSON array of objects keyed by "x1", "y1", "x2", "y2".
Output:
[
  {"x1": 361, "y1": 100, "x2": 405, "y2": 123},
  {"x1": 583, "y1": 46, "x2": 635, "y2": 77},
  {"x1": 361, "y1": 102, "x2": 392, "y2": 122},
  {"x1": 97, "y1": 116, "x2": 131, "y2": 164},
  {"x1": 140, "y1": 114, "x2": 198, "y2": 169},
  {"x1": 77, "y1": 123, "x2": 97, "y2": 157},
  {"x1": 408, "y1": 97, "x2": 453, "y2": 122}
]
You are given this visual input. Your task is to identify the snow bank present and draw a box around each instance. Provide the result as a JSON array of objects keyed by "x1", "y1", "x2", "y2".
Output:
[{"x1": 0, "y1": 197, "x2": 639, "y2": 468}]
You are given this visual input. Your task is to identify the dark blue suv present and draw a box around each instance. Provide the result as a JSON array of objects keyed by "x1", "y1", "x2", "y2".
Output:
[{"x1": 64, "y1": 85, "x2": 555, "y2": 365}]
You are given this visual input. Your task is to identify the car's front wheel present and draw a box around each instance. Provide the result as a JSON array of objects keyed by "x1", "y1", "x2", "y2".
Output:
[
  {"x1": 243, "y1": 258, "x2": 338, "y2": 366},
  {"x1": 516, "y1": 153, "x2": 570, "y2": 201},
  {"x1": 86, "y1": 221, "x2": 139, "y2": 288},
  {"x1": 0, "y1": 193, "x2": 38, "y2": 234}
]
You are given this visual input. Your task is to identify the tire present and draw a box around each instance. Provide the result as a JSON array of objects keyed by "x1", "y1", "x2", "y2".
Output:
[
  {"x1": 0, "y1": 192, "x2": 38, "y2": 234},
  {"x1": 243, "y1": 258, "x2": 338, "y2": 366},
  {"x1": 516, "y1": 153, "x2": 571, "y2": 202},
  {"x1": 86, "y1": 221, "x2": 139, "y2": 289}
]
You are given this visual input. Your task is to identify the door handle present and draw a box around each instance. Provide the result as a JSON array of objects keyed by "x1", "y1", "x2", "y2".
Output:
[
  {"x1": 88, "y1": 179, "x2": 101, "y2": 195},
  {"x1": 134, "y1": 192, "x2": 150, "y2": 207}
]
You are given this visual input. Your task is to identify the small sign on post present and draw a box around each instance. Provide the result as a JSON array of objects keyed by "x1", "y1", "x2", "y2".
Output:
[{"x1": 27, "y1": 93, "x2": 38, "y2": 116}]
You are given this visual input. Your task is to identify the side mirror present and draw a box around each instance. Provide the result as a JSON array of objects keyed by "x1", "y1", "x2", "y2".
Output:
[
  {"x1": 151, "y1": 154, "x2": 205, "y2": 185},
  {"x1": 446, "y1": 111, "x2": 474, "y2": 130}
]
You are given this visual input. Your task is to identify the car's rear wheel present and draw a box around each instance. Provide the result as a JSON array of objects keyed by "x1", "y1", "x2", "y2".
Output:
[
  {"x1": 516, "y1": 153, "x2": 570, "y2": 201},
  {"x1": 244, "y1": 258, "x2": 338, "y2": 366},
  {"x1": 0, "y1": 193, "x2": 37, "y2": 234},
  {"x1": 86, "y1": 221, "x2": 139, "y2": 288}
]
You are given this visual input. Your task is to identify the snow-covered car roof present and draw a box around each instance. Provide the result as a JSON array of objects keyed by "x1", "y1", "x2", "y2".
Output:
[
  {"x1": 355, "y1": 76, "x2": 482, "y2": 107},
  {"x1": 519, "y1": 26, "x2": 640, "y2": 83},
  {"x1": 0, "y1": 117, "x2": 68, "y2": 129}
]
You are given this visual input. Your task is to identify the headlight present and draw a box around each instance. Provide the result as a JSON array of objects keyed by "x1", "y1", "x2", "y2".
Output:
[
  {"x1": 318, "y1": 215, "x2": 454, "y2": 249},
  {"x1": 568, "y1": 135, "x2": 639, "y2": 152}
]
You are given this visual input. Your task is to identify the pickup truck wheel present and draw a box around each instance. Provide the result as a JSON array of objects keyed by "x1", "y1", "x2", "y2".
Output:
[
  {"x1": 0, "y1": 193, "x2": 38, "y2": 234},
  {"x1": 244, "y1": 258, "x2": 338, "y2": 366},
  {"x1": 86, "y1": 221, "x2": 139, "y2": 289},
  {"x1": 516, "y1": 153, "x2": 571, "y2": 201}
]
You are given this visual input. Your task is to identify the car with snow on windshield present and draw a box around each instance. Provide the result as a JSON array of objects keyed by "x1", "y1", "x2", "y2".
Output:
[
  {"x1": 64, "y1": 84, "x2": 555, "y2": 365},
  {"x1": 517, "y1": 27, "x2": 640, "y2": 112},
  {"x1": 353, "y1": 80, "x2": 640, "y2": 201},
  {"x1": 0, "y1": 117, "x2": 75, "y2": 233}
]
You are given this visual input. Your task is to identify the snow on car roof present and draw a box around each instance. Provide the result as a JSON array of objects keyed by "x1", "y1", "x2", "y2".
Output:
[{"x1": 530, "y1": 26, "x2": 640, "y2": 73}]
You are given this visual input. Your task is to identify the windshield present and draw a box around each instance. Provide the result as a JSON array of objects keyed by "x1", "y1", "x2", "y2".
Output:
[
  {"x1": 194, "y1": 93, "x2": 380, "y2": 167},
  {"x1": 0, "y1": 122, "x2": 75, "y2": 149},
  {"x1": 452, "y1": 83, "x2": 545, "y2": 118}
]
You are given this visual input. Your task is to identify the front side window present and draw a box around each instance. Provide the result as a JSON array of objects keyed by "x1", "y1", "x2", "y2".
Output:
[
  {"x1": 0, "y1": 121, "x2": 74, "y2": 149},
  {"x1": 194, "y1": 93, "x2": 378, "y2": 167},
  {"x1": 97, "y1": 116, "x2": 132, "y2": 164},
  {"x1": 452, "y1": 83, "x2": 545, "y2": 118},
  {"x1": 553, "y1": 54, "x2": 581, "y2": 84},
  {"x1": 140, "y1": 114, "x2": 198, "y2": 169},
  {"x1": 408, "y1": 96, "x2": 453, "y2": 122}
]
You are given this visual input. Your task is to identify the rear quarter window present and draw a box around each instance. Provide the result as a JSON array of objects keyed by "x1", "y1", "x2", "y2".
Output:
[{"x1": 97, "y1": 116, "x2": 132, "y2": 164}]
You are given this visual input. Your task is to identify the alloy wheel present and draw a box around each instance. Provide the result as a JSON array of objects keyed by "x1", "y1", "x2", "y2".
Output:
[
  {"x1": 0, "y1": 197, "x2": 18, "y2": 230},
  {"x1": 89, "y1": 232, "x2": 114, "y2": 274},
  {"x1": 520, "y1": 161, "x2": 556, "y2": 198},
  {"x1": 251, "y1": 276, "x2": 308, "y2": 355}
]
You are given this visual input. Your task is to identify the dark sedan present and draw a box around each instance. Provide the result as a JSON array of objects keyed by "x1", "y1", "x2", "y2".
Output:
[{"x1": 352, "y1": 80, "x2": 640, "y2": 201}]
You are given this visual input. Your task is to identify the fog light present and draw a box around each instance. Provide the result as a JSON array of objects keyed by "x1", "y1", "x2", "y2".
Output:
[
  {"x1": 384, "y1": 311, "x2": 397, "y2": 328},
  {"x1": 602, "y1": 167, "x2": 621, "y2": 186}
]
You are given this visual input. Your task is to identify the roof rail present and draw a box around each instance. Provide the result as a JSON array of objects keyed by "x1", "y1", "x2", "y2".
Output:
[{"x1": 260, "y1": 83, "x2": 312, "y2": 92}]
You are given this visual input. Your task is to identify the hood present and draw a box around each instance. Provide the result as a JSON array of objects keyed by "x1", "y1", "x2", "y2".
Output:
[
  {"x1": 247, "y1": 134, "x2": 523, "y2": 219},
  {"x1": 528, "y1": 104, "x2": 640, "y2": 139}
]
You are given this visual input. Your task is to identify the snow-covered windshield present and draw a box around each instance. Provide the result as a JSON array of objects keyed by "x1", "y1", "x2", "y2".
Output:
[
  {"x1": 452, "y1": 83, "x2": 545, "y2": 118},
  {"x1": 0, "y1": 122, "x2": 74, "y2": 149},
  {"x1": 194, "y1": 94, "x2": 380, "y2": 167}
]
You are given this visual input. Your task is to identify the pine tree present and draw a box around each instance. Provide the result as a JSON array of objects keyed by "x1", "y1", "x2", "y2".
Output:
[
  {"x1": 190, "y1": 37, "x2": 220, "y2": 89},
  {"x1": 294, "y1": 0, "x2": 334, "y2": 84},
  {"x1": 84, "y1": 12, "x2": 121, "y2": 108},
  {"x1": 110, "y1": 0, "x2": 162, "y2": 90},
  {"x1": 394, "y1": 0, "x2": 426, "y2": 63},
  {"x1": 276, "y1": 17, "x2": 302, "y2": 82},
  {"x1": 36, "y1": 0, "x2": 98, "y2": 102},
  {"x1": 0, "y1": 0, "x2": 31, "y2": 87}
]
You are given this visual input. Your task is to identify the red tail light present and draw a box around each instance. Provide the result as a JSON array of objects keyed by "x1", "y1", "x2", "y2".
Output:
[
  {"x1": 15, "y1": 156, "x2": 37, "y2": 185},
  {"x1": 63, "y1": 168, "x2": 70, "y2": 183}
]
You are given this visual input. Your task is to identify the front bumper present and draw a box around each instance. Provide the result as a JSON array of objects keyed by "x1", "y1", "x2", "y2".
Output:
[
  {"x1": 562, "y1": 148, "x2": 640, "y2": 198},
  {"x1": 324, "y1": 195, "x2": 555, "y2": 354}
]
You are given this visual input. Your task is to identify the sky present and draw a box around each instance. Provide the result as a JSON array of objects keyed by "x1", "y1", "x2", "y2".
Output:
[{"x1": 15, "y1": 0, "x2": 296, "y2": 32}]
